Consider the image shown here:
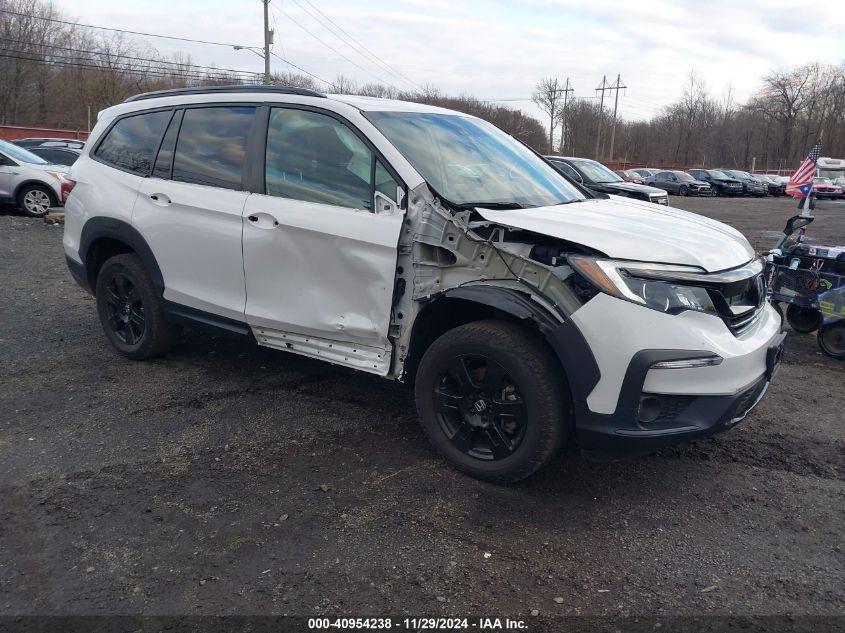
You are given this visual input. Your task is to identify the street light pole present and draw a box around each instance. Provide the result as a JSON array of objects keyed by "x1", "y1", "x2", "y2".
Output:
[{"x1": 263, "y1": 0, "x2": 271, "y2": 84}]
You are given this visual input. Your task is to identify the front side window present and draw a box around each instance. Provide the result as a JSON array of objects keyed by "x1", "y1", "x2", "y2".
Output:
[
  {"x1": 551, "y1": 161, "x2": 581, "y2": 181},
  {"x1": 366, "y1": 112, "x2": 582, "y2": 208},
  {"x1": 172, "y1": 106, "x2": 256, "y2": 190},
  {"x1": 95, "y1": 111, "x2": 171, "y2": 174},
  {"x1": 265, "y1": 108, "x2": 374, "y2": 209}
]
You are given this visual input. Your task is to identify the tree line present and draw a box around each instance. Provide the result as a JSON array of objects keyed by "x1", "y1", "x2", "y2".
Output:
[{"x1": 2, "y1": 0, "x2": 843, "y2": 171}]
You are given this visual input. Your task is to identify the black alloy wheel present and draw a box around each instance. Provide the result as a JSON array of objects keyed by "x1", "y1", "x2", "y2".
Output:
[
  {"x1": 678, "y1": 185, "x2": 688, "y2": 196},
  {"x1": 95, "y1": 253, "x2": 177, "y2": 359},
  {"x1": 415, "y1": 320, "x2": 568, "y2": 483},
  {"x1": 434, "y1": 354, "x2": 528, "y2": 461},
  {"x1": 102, "y1": 272, "x2": 146, "y2": 346}
]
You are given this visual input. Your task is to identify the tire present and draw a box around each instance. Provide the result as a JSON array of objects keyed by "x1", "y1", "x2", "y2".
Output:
[
  {"x1": 414, "y1": 320, "x2": 569, "y2": 483},
  {"x1": 678, "y1": 185, "x2": 688, "y2": 197},
  {"x1": 817, "y1": 323, "x2": 845, "y2": 359},
  {"x1": 17, "y1": 184, "x2": 56, "y2": 217},
  {"x1": 785, "y1": 304, "x2": 822, "y2": 334},
  {"x1": 95, "y1": 253, "x2": 177, "y2": 359}
]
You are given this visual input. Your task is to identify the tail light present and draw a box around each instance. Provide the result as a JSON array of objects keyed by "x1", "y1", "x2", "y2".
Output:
[{"x1": 60, "y1": 179, "x2": 76, "y2": 204}]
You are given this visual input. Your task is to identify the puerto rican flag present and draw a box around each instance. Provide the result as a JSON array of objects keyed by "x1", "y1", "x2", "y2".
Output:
[{"x1": 786, "y1": 139, "x2": 822, "y2": 197}]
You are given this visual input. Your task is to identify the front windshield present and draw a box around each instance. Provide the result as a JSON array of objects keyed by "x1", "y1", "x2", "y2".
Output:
[
  {"x1": 675, "y1": 172, "x2": 694, "y2": 182},
  {"x1": 571, "y1": 159, "x2": 623, "y2": 184},
  {"x1": 815, "y1": 177, "x2": 832, "y2": 184},
  {"x1": 0, "y1": 139, "x2": 49, "y2": 165},
  {"x1": 365, "y1": 112, "x2": 583, "y2": 208},
  {"x1": 708, "y1": 170, "x2": 729, "y2": 179}
]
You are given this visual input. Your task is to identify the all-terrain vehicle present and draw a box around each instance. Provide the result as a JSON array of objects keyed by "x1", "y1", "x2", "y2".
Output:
[{"x1": 766, "y1": 213, "x2": 845, "y2": 359}]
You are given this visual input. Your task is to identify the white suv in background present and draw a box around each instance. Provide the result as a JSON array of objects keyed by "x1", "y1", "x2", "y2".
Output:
[
  {"x1": 63, "y1": 85, "x2": 785, "y2": 483},
  {"x1": 0, "y1": 139, "x2": 69, "y2": 216}
]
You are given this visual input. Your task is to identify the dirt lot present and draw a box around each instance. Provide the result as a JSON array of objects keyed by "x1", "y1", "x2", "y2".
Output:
[{"x1": 1, "y1": 195, "x2": 843, "y2": 623}]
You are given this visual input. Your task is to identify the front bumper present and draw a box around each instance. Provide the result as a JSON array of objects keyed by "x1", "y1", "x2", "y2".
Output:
[{"x1": 555, "y1": 294, "x2": 783, "y2": 458}]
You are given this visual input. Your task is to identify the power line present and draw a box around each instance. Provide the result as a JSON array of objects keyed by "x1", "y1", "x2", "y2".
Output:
[
  {"x1": 290, "y1": 0, "x2": 420, "y2": 93},
  {"x1": 269, "y1": 2, "x2": 398, "y2": 90},
  {"x1": 0, "y1": 50, "x2": 251, "y2": 84},
  {"x1": 268, "y1": 50, "x2": 329, "y2": 86},
  {"x1": 0, "y1": 8, "x2": 256, "y2": 49},
  {"x1": 0, "y1": 36, "x2": 260, "y2": 78}
]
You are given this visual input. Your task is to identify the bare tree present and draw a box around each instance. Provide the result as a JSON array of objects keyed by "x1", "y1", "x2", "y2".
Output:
[{"x1": 532, "y1": 78, "x2": 562, "y2": 154}]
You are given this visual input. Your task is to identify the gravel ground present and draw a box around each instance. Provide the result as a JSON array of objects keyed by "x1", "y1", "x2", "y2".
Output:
[{"x1": 0, "y1": 195, "x2": 843, "y2": 622}]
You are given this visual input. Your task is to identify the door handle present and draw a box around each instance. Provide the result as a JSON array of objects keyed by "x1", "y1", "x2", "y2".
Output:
[
  {"x1": 246, "y1": 212, "x2": 279, "y2": 229},
  {"x1": 149, "y1": 193, "x2": 171, "y2": 205}
]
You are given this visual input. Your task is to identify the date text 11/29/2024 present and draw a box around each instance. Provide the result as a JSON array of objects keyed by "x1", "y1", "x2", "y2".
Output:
[{"x1": 308, "y1": 617, "x2": 528, "y2": 630}]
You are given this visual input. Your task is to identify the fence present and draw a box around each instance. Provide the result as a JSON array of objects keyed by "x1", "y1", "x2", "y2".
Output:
[{"x1": 0, "y1": 125, "x2": 89, "y2": 142}]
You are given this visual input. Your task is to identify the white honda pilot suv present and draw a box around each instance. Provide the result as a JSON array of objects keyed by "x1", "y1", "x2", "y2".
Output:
[{"x1": 63, "y1": 85, "x2": 785, "y2": 482}]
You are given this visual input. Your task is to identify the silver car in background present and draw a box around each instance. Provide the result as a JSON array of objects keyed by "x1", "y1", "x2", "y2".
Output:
[{"x1": 0, "y1": 139, "x2": 68, "y2": 217}]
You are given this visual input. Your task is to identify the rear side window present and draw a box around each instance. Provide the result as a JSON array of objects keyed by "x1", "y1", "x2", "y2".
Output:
[
  {"x1": 95, "y1": 110, "x2": 171, "y2": 175},
  {"x1": 265, "y1": 108, "x2": 373, "y2": 209},
  {"x1": 172, "y1": 106, "x2": 256, "y2": 190}
]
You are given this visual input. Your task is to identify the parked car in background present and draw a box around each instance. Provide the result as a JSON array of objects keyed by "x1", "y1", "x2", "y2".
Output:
[
  {"x1": 63, "y1": 85, "x2": 784, "y2": 482},
  {"x1": 720, "y1": 169, "x2": 768, "y2": 197},
  {"x1": 0, "y1": 138, "x2": 68, "y2": 216},
  {"x1": 546, "y1": 156, "x2": 669, "y2": 204},
  {"x1": 26, "y1": 146, "x2": 81, "y2": 166},
  {"x1": 756, "y1": 174, "x2": 786, "y2": 196},
  {"x1": 687, "y1": 169, "x2": 744, "y2": 196},
  {"x1": 13, "y1": 137, "x2": 86, "y2": 150},
  {"x1": 615, "y1": 169, "x2": 645, "y2": 184},
  {"x1": 647, "y1": 170, "x2": 713, "y2": 196},
  {"x1": 813, "y1": 177, "x2": 844, "y2": 199},
  {"x1": 630, "y1": 167, "x2": 660, "y2": 181}
]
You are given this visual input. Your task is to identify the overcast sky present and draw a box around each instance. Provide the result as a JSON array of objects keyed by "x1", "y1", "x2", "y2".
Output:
[{"x1": 55, "y1": 0, "x2": 845, "y2": 124}]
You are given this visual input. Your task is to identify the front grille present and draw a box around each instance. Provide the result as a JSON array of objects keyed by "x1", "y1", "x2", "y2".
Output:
[{"x1": 708, "y1": 271, "x2": 766, "y2": 336}]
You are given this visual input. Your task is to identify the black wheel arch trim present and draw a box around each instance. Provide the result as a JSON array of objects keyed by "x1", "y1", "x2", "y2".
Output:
[{"x1": 78, "y1": 216, "x2": 165, "y2": 296}]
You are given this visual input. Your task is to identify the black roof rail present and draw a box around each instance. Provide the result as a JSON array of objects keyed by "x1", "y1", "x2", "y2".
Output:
[{"x1": 124, "y1": 84, "x2": 326, "y2": 103}]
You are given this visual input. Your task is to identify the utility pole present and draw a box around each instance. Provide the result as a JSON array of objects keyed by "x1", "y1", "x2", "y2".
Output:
[
  {"x1": 607, "y1": 74, "x2": 626, "y2": 162},
  {"x1": 263, "y1": 0, "x2": 272, "y2": 84},
  {"x1": 594, "y1": 75, "x2": 609, "y2": 159},
  {"x1": 557, "y1": 78, "x2": 574, "y2": 155}
]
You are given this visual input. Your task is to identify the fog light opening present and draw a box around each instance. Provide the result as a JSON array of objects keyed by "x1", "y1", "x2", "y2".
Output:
[{"x1": 637, "y1": 396, "x2": 662, "y2": 424}]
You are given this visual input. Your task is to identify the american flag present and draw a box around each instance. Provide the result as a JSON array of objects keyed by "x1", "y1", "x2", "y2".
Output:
[{"x1": 786, "y1": 139, "x2": 822, "y2": 197}]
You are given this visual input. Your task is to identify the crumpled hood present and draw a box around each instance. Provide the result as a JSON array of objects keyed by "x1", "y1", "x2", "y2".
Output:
[{"x1": 477, "y1": 196, "x2": 755, "y2": 272}]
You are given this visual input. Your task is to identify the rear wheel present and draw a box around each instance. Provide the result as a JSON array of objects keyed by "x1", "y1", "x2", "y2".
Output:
[
  {"x1": 818, "y1": 323, "x2": 845, "y2": 359},
  {"x1": 95, "y1": 253, "x2": 177, "y2": 359},
  {"x1": 17, "y1": 184, "x2": 56, "y2": 217},
  {"x1": 785, "y1": 304, "x2": 822, "y2": 333},
  {"x1": 415, "y1": 320, "x2": 569, "y2": 483}
]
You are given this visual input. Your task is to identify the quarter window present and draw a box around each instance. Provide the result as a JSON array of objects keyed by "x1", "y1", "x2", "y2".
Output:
[
  {"x1": 172, "y1": 106, "x2": 256, "y2": 190},
  {"x1": 265, "y1": 108, "x2": 373, "y2": 209},
  {"x1": 95, "y1": 110, "x2": 171, "y2": 175}
]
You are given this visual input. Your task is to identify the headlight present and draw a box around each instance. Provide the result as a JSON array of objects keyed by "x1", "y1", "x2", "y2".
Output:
[
  {"x1": 46, "y1": 171, "x2": 65, "y2": 181},
  {"x1": 568, "y1": 256, "x2": 717, "y2": 316}
]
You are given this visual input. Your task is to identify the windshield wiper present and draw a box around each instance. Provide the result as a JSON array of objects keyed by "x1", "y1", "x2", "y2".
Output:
[{"x1": 456, "y1": 201, "x2": 527, "y2": 210}]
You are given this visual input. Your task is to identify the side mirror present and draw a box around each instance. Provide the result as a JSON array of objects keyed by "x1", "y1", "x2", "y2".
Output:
[{"x1": 374, "y1": 190, "x2": 398, "y2": 215}]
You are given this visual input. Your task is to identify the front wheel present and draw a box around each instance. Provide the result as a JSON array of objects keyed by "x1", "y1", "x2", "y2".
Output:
[
  {"x1": 95, "y1": 253, "x2": 177, "y2": 359},
  {"x1": 17, "y1": 184, "x2": 56, "y2": 217},
  {"x1": 678, "y1": 185, "x2": 688, "y2": 196},
  {"x1": 414, "y1": 320, "x2": 569, "y2": 483},
  {"x1": 785, "y1": 304, "x2": 822, "y2": 333},
  {"x1": 818, "y1": 323, "x2": 845, "y2": 359}
]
